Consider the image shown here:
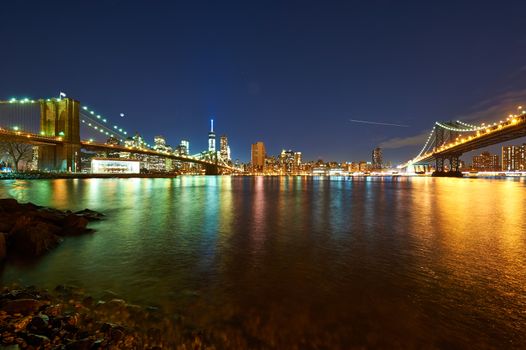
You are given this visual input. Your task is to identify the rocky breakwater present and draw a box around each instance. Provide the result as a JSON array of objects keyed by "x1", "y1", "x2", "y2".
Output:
[
  {"x1": 0, "y1": 285, "x2": 211, "y2": 349},
  {"x1": 0, "y1": 199, "x2": 104, "y2": 261}
]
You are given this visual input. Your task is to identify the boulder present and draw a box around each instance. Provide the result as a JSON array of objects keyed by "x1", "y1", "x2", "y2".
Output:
[
  {"x1": 0, "y1": 232, "x2": 6, "y2": 261},
  {"x1": 0, "y1": 198, "x2": 20, "y2": 212},
  {"x1": 60, "y1": 215, "x2": 89, "y2": 235},
  {"x1": 9, "y1": 219, "x2": 62, "y2": 256}
]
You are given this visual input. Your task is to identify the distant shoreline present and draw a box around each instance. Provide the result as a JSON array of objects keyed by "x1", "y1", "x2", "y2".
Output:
[{"x1": 0, "y1": 172, "x2": 179, "y2": 180}]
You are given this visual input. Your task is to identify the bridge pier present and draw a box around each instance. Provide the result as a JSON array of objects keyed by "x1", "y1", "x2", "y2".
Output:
[
  {"x1": 204, "y1": 163, "x2": 220, "y2": 175},
  {"x1": 432, "y1": 154, "x2": 463, "y2": 177}
]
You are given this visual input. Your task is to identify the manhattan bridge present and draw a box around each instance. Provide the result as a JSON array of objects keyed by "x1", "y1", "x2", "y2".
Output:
[{"x1": 0, "y1": 96, "x2": 240, "y2": 175}]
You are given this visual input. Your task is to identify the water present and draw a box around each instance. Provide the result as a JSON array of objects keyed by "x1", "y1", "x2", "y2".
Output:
[{"x1": 1, "y1": 176, "x2": 525, "y2": 348}]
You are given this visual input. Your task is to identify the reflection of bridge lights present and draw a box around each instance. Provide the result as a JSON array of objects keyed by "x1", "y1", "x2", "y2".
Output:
[
  {"x1": 12, "y1": 126, "x2": 19, "y2": 131},
  {"x1": 58, "y1": 131, "x2": 65, "y2": 136}
]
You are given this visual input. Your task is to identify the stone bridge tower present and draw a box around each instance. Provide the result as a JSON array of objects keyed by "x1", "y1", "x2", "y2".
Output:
[{"x1": 38, "y1": 98, "x2": 80, "y2": 171}]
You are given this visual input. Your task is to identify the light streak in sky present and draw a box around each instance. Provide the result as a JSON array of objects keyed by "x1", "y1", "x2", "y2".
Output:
[{"x1": 349, "y1": 119, "x2": 409, "y2": 127}]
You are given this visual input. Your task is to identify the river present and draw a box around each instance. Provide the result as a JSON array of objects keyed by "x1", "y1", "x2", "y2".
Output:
[{"x1": 1, "y1": 176, "x2": 525, "y2": 348}]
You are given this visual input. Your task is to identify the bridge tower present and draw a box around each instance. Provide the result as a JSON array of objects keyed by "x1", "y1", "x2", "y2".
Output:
[{"x1": 38, "y1": 98, "x2": 80, "y2": 172}]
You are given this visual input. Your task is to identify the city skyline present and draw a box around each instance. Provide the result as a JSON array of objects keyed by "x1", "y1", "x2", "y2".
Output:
[{"x1": 4, "y1": 1, "x2": 526, "y2": 163}]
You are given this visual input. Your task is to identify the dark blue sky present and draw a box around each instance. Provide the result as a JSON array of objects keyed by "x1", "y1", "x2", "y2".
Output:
[{"x1": 2, "y1": 0, "x2": 526, "y2": 163}]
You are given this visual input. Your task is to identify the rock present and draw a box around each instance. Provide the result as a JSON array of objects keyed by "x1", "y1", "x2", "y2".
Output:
[
  {"x1": 25, "y1": 333, "x2": 50, "y2": 347},
  {"x1": 28, "y1": 314, "x2": 49, "y2": 333},
  {"x1": 9, "y1": 218, "x2": 62, "y2": 256},
  {"x1": 60, "y1": 215, "x2": 89, "y2": 235},
  {"x1": 2, "y1": 299, "x2": 43, "y2": 315},
  {"x1": 0, "y1": 233, "x2": 6, "y2": 261},
  {"x1": 74, "y1": 209, "x2": 104, "y2": 221},
  {"x1": 11, "y1": 315, "x2": 32, "y2": 331},
  {"x1": 65, "y1": 338, "x2": 92, "y2": 350},
  {"x1": 0, "y1": 198, "x2": 19, "y2": 212}
]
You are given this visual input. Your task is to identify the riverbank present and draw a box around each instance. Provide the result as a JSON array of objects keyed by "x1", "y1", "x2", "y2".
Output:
[
  {"x1": 0, "y1": 172, "x2": 178, "y2": 180},
  {"x1": 0, "y1": 284, "x2": 211, "y2": 349}
]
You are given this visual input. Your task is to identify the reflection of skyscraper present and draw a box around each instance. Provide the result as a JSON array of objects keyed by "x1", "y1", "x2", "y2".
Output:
[
  {"x1": 208, "y1": 119, "x2": 216, "y2": 152},
  {"x1": 220, "y1": 135, "x2": 231, "y2": 160}
]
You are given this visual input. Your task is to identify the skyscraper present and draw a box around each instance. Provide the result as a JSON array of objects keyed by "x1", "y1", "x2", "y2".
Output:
[
  {"x1": 502, "y1": 144, "x2": 526, "y2": 171},
  {"x1": 372, "y1": 147, "x2": 383, "y2": 170},
  {"x1": 208, "y1": 119, "x2": 216, "y2": 152},
  {"x1": 502, "y1": 145, "x2": 518, "y2": 171},
  {"x1": 220, "y1": 135, "x2": 231, "y2": 160},
  {"x1": 251, "y1": 142, "x2": 266, "y2": 172},
  {"x1": 472, "y1": 152, "x2": 499, "y2": 171}
]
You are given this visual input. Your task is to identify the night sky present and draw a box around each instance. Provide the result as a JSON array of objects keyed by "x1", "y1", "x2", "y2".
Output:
[{"x1": 2, "y1": 0, "x2": 526, "y2": 163}]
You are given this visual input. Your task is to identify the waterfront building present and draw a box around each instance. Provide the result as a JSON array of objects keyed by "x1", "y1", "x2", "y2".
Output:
[
  {"x1": 208, "y1": 119, "x2": 216, "y2": 152},
  {"x1": 472, "y1": 152, "x2": 500, "y2": 171},
  {"x1": 279, "y1": 149, "x2": 295, "y2": 174},
  {"x1": 502, "y1": 144, "x2": 526, "y2": 171},
  {"x1": 372, "y1": 147, "x2": 383, "y2": 170},
  {"x1": 91, "y1": 158, "x2": 140, "y2": 174},
  {"x1": 294, "y1": 152, "x2": 302, "y2": 173},
  {"x1": 251, "y1": 141, "x2": 266, "y2": 172},
  {"x1": 358, "y1": 161, "x2": 371, "y2": 172},
  {"x1": 502, "y1": 145, "x2": 518, "y2": 171}
]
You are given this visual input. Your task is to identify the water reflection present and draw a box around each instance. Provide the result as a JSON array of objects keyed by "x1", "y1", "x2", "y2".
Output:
[{"x1": 0, "y1": 176, "x2": 525, "y2": 348}]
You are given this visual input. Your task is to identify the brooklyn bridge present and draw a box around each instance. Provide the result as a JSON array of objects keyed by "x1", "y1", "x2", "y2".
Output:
[{"x1": 0, "y1": 97, "x2": 240, "y2": 175}]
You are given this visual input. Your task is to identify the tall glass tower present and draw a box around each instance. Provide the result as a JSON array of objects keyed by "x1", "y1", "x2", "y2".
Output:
[{"x1": 208, "y1": 119, "x2": 216, "y2": 152}]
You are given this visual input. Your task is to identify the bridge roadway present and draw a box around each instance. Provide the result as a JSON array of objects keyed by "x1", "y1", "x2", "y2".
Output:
[
  {"x1": 410, "y1": 114, "x2": 526, "y2": 165},
  {"x1": 0, "y1": 129, "x2": 236, "y2": 171}
]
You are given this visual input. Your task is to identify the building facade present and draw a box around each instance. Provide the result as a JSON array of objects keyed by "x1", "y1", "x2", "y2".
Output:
[
  {"x1": 472, "y1": 151, "x2": 500, "y2": 171},
  {"x1": 372, "y1": 147, "x2": 383, "y2": 170},
  {"x1": 251, "y1": 141, "x2": 266, "y2": 172}
]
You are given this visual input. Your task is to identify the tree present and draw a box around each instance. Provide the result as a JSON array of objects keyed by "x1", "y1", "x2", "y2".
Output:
[{"x1": 0, "y1": 142, "x2": 34, "y2": 172}]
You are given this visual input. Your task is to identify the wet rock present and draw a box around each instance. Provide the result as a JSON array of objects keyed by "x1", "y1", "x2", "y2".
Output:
[
  {"x1": 28, "y1": 314, "x2": 49, "y2": 333},
  {"x1": 0, "y1": 233, "x2": 6, "y2": 261},
  {"x1": 25, "y1": 333, "x2": 50, "y2": 347},
  {"x1": 0, "y1": 199, "x2": 100, "y2": 259},
  {"x1": 74, "y1": 209, "x2": 104, "y2": 221},
  {"x1": 60, "y1": 215, "x2": 89, "y2": 235},
  {"x1": 0, "y1": 198, "x2": 19, "y2": 212},
  {"x1": 65, "y1": 338, "x2": 92, "y2": 350},
  {"x1": 11, "y1": 315, "x2": 32, "y2": 331},
  {"x1": 9, "y1": 218, "x2": 62, "y2": 256},
  {"x1": 2, "y1": 299, "x2": 43, "y2": 315}
]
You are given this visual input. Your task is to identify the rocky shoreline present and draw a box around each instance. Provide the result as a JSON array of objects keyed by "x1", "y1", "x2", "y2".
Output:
[
  {"x1": 0, "y1": 200, "x2": 215, "y2": 349},
  {"x1": 0, "y1": 199, "x2": 104, "y2": 261},
  {"x1": 0, "y1": 285, "x2": 211, "y2": 349}
]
